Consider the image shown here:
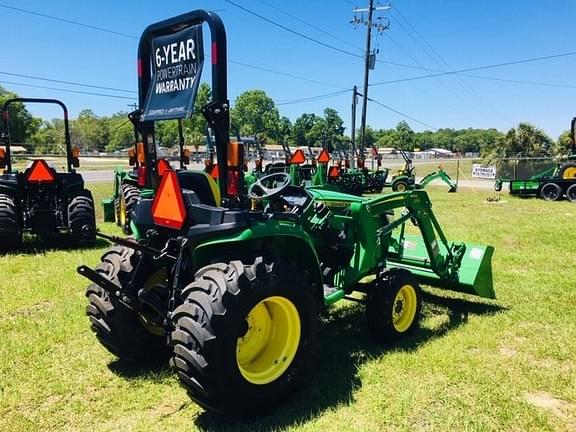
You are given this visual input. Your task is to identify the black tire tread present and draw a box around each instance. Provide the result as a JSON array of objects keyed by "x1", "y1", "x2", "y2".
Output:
[
  {"x1": 85, "y1": 245, "x2": 169, "y2": 362},
  {"x1": 169, "y1": 257, "x2": 318, "y2": 416},
  {"x1": 0, "y1": 193, "x2": 21, "y2": 250},
  {"x1": 366, "y1": 269, "x2": 422, "y2": 341},
  {"x1": 68, "y1": 191, "x2": 96, "y2": 246},
  {"x1": 120, "y1": 183, "x2": 140, "y2": 234}
]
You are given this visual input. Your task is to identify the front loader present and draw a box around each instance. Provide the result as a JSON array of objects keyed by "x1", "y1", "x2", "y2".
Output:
[
  {"x1": 78, "y1": 9, "x2": 495, "y2": 417},
  {"x1": 0, "y1": 98, "x2": 96, "y2": 250}
]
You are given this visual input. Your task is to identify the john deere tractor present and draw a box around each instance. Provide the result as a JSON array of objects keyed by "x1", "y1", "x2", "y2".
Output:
[
  {"x1": 102, "y1": 115, "x2": 192, "y2": 234},
  {"x1": 0, "y1": 98, "x2": 96, "y2": 250},
  {"x1": 78, "y1": 10, "x2": 494, "y2": 417}
]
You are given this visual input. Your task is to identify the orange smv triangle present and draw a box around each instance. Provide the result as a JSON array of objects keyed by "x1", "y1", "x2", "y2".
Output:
[
  {"x1": 26, "y1": 159, "x2": 56, "y2": 183},
  {"x1": 156, "y1": 158, "x2": 172, "y2": 177},
  {"x1": 152, "y1": 170, "x2": 187, "y2": 230},
  {"x1": 328, "y1": 166, "x2": 340, "y2": 178},
  {"x1": 290, "y1": 149, "x2": 306, "y2": 165},
  {"x1": 317, "y1": 149, "x2": 330, "y2": 164}
]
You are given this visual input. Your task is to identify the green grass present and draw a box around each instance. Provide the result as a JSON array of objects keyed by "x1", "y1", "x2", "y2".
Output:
[{"x1": 1, "y1": 185, "x2": 576, "y2": 431}]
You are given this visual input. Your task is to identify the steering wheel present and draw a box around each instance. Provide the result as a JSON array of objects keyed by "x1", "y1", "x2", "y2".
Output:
[{"x1": 248, "y1": 172, "x2": 291, "y2": 200}]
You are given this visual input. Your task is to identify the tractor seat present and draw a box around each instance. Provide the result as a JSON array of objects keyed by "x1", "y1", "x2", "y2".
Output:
[{"x1": 177, "y1": 171, "x2": 221, "y2": 207}]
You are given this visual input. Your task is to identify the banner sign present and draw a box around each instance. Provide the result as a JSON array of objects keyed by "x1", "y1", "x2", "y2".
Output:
[
  {"x1": 472, "y1": 164, "x2": 496, "y2": 179},
  {"x1": 142, "y1": 25, "x2": 204, "y2": 121}
]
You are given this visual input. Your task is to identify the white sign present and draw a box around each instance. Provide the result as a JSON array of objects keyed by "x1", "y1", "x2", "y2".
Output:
[{"x1": 472, "y1": 164, "x2": 496, "y2": 179}]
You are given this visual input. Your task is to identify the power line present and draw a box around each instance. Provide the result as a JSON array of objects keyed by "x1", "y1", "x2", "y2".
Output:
[
  {"x1": 223, "y1": 0, "x2": 363, "y2": 59},
  {"x1": 461, "y1": 74, "x2": 576, "y2": 90},
  {"x1": 254, "y1": 0, "x2": 363, "y2": 52},
  {"x1": 0, "y1": 80, "x2": 137, "y2": 100},
  {"x1": 371, "y1": 50, "x2": 576, "y2": 86},
  {"x1": 366, "y1": 96, "x2": 437, "y2": 130},
  {"x1": 276, "y1": 89, "x2": 349, "y2": 105},
  {"x1": 228, "y1": 60, "x2": 348, "y2": 90},
  {"x1": 0, "y1": 71, "x2": 136, "y2": 94},
  {"x1": 0, "y1": 3, "x2": 138, "y2": 39}
]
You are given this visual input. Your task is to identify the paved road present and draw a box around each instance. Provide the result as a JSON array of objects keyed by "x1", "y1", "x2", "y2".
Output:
[{"x1": 82, "y1": 168, "x2": 496, "y2": 190}]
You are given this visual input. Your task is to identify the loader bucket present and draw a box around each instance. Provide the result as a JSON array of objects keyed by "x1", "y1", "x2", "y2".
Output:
[{"x1": 387, "y1": 234, "x2": 495, "y2": 299}]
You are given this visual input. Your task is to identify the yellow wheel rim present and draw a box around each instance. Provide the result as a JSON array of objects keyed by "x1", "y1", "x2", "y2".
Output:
[
  {"x1": 396, "y1": 183, "x2": 406, "y2": 192},
  {"x1": 392, "y1": 284, "x2": 418, "y2": 333},
  {"x1": 138, "y1": 270, "x2": 166, "y2": 336},
  {"x1": 236, "y1": 296, "x2": 301, "y2": 385},
  {"x1": 563, "y1": 167, "x2": 576, "y2": 179},
  {"x1": 119, "y1": 195, "x2": 127, "y2": 227}
]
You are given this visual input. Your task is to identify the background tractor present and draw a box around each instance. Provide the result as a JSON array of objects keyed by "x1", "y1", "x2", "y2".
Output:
[
  {"x1": 0, "y1": 98, "x2": 95, "y2": 250},
  {"x1": 102, "y1": 115, "x2": 192, "y2": 234},
  {"x1": 78, "y1": 9, "x2": 495, "y2": 417}
]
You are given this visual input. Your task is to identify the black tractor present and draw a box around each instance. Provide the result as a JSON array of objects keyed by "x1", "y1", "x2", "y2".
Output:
[{"x1": 0, "y1": 98, "x2": 96, "y2": 250}]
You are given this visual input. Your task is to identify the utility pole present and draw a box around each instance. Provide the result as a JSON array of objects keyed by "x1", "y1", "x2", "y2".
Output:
[
  {"x1": 351, "y1": 85, "x2": 358, "y2": 168},
  {"x1": 351, "y1": 1, "x2": 390, "y2": 156}
]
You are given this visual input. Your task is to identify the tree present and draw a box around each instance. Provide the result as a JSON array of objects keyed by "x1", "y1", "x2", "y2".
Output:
[
  {"x1": 0, "y1": 86, "x2": 38, "y2": 148},
  {"x1": 494, "y1": 123, "x2": 553, "y2": 158},
  {"x1": 321, "y1": 108, "x2": 345, "y2": 151},
  {"x1": 553, "y1": 129, "x2": 573, "y2": 156},
  {"x1": 290, "y1": 113, "x2": 322, "y2": 147},
  {"x1": 231, "y1": 90, "x2": 280, "y2": 141},
  {"x1": 73, "y1": 109, "x2": 108, "y2": 152}
]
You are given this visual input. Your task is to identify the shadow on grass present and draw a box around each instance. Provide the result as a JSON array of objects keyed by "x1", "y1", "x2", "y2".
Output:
[
  {"x1": 195, "y1": 295, "x2": 505, "y2": 432},
  {"x1": 0, "y1": 237, "x2": 108, "y2": 255},
  {"x1": 107, "y1": 357, "x2": 173, "y2": 382}
]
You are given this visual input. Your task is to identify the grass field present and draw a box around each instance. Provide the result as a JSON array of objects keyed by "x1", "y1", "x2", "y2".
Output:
[{"x1": 1, "y1": 184, "x2": 575, "y2": 431}]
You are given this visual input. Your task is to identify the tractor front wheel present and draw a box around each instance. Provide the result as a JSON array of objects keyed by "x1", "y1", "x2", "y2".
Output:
[
  {"x1": 85, "y1": 246, "x2": 170, "y2": 363},
  {"x1": 366, "y1": 269, "x2": 422, "y2": 341},
  {"x1": 392, "y1": 180, "x2": 409, "y2": 192},
  {"x1": 0, "y1": 194, "x2": 21, "y2": 251},
  {"x1": 169, "y1": 258, "x2": 319, "y2": 416}
]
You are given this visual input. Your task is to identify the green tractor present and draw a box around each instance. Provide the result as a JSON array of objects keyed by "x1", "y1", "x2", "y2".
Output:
[
  {"x1": 102, "y1": 115, "x2": 192, "y2": 234},
  {"x1": 386, "y1": 149, "x2": 457, "y2": 193},
  {"x1": 78, "y1": 10, "x2": 494, "y2": 417},
  {"x1": 0, "y1": 98, "x2": 96, "y2": 250}
]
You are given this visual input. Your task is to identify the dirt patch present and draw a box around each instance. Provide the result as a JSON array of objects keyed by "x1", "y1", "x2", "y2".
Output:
[
  {"x1": 525, "y1": 392, "x2": 576, "y2": 420},
  {"x1": 499, "y1": 346, "x2": 517, "y2": 358},
  {"x1": 3, "y1": 301, "x2": 54, "y2": 320}
]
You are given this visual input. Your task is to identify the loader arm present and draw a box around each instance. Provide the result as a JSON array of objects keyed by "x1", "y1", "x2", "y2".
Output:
[{"x1": 359, "y1": 190, "x2": 494, "y2": 299}]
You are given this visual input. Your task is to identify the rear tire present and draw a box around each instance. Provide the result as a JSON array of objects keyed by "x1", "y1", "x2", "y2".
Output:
[
  {"x1": 68, "y1": 191, "x2": 96, "y2": 246},
  {"x1": 120, "y1": 183, "x2": 140, "y2": 234},
  {"x1": 169, "y1": 257, "x2": 319, "y2": 416},
  {"x1": 0, "y1": 194, "x2": 21, "y2": 251},
  {"x1": 540, "y1": 183, "x2": 562, "y2": 201},
  {"x1": 366, "y1": 269, "x2": 422, "y2": 341},
  {"x1": 85, "y1": 246, "x2": 170, "y2": 363}
]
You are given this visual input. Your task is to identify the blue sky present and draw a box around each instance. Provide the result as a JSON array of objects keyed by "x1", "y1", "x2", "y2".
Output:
[{"x1": 1, "y1": 0, "x2": 575, "y2": 139}]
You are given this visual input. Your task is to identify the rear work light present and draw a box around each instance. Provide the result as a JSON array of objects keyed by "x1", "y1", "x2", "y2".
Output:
[
  {"x1": 26, "y1": 159, "x2": 56, "y2": 183},
  {"x1": 151, "y1": 170, "x2": 187, "y2": 230}
]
